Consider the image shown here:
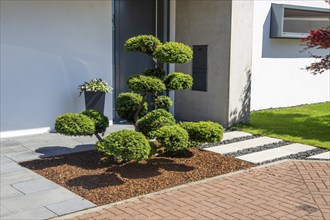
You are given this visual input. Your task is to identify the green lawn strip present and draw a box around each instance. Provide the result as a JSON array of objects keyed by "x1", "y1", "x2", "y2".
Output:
[{"x1": 233, "y1": 102, "x2": 330, "y2": 149}]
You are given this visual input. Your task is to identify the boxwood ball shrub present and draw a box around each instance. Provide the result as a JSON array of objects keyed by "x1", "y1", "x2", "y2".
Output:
[
  {"x1": 155, "y1": 125, "x2": 189, "y2": 151},
  {"x1": 96, "y1": 130, "x2": 151, "y2": 163},
  {"x1": 136, "y1": 109, "x2": 176, "y2": 138},
  {"x1": 179, "y1": 121, "x2": 224, "y2": 147},
  {"x1": 154, "y1": 42, "x2": 193, "y2": 64},
  {"x1": 55, "y1": 113, "x2": 95, "y2": 136},
  {"x1": 124, "y1": 35, "x2": 162, "y2": 55},
  {"x1": 153, "y1": 96, "x2": 173, "y2": 109},
  {"x1": 81, "y1": 109, "x2": 109, "y2": 135},
  {"x1": 116, "y1": 92, "x2": 148, "y2": 123},
  {"x1": 143, "y1": 67, "x2": 165, "y2": 80},
  {"x1": 128, "y1": 75, "x2": 166, "y2": 94},
  {"x1": 164, "y1": 72, "x2": 193, "y2": 90}
]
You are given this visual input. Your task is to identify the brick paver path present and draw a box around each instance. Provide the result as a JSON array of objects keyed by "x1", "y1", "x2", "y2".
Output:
[{"x1": 69, "y1": 161, "x2": 330, "y2": 220}]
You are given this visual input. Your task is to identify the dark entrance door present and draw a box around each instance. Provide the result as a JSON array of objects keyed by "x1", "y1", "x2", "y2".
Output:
[{"x1": 113, "y1": 0, "x2": 168, "y2": 120}]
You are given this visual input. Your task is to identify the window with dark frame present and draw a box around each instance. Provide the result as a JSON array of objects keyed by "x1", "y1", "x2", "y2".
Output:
[
  {"x1": 270, "y1": 4, "x2": 330, "y2": 38},
  {"x1": 192, "y1": 45, "x2": 207, "y2": 91}
]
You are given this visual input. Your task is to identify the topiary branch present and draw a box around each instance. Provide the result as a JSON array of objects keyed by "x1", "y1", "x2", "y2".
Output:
[
  {"x1": 134, "y1": 92, "x2": 148, "y2": 128},
  {"x1": 94, "y1": 133, "x2": 103, "y2": 142}
]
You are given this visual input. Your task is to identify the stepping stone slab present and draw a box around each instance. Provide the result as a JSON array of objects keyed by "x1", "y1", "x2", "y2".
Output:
[
  {"x1": 308, "y1": 152, "x2": 330, "y2": 160},
  {"x1": 205, "y1": 137, "x2": 282, "y2": 154},
  {"x1": 222, "y1": 131, "x2": 252, "y2": 141},
  {"x1": 237, "y1": 143, "x2": 316, "y2": 164}
]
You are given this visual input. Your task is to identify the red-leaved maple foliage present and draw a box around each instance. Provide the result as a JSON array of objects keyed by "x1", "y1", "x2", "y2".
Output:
[
  {"x1": 300, "y1": 1, "x2": 330, "y2": 74},
  {"x1": 301, "y1": 28, "x2": 330, "y2": 75}
]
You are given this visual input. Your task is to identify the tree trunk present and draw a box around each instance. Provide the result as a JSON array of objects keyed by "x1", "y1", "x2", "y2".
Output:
[{"x1": 134, "y1": 93, "x2": 147, "y2": 129}]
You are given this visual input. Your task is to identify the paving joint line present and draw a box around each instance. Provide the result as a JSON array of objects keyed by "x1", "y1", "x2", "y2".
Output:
[
  {"x1": 293, "y1": 162, "x2": 327, "y2": 220},
  {"x1": 44, "y1": 206, "x2": 59, "y2": 216}
]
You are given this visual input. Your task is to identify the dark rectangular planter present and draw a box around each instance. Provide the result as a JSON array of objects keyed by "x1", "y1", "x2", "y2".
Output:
[{"x1": 84, "y1": 91, "x2": 106, "y2": 114}]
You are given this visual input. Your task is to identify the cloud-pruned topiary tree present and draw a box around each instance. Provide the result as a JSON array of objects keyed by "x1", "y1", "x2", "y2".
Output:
[{"x1": 117, "y1": 35, "x2": 194, "y2": 130}]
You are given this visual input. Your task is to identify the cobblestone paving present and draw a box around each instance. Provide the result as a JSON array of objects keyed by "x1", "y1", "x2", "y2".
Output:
[{"x1": 68, "y1": 160, "x2": 330, "y2": 220}]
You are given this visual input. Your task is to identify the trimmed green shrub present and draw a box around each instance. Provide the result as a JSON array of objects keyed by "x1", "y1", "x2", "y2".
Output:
[
  {"x1": 116, "y1": 92, "x2": 148, "y2": 123},
  {"x1": 155, "y1": 125, "x2": 189, "y2": 151},
  {"x1": 136, "y1": 109, "x2": 176, "y2": 138},
  {"x1": 154, "y1": 42, "x2": 193, "y2": 64},
  {"x1": 179, "y1": 121, "x2": 224, "y2": 147},
  {"x1": 153, "y1": 96, "x2": 173, "y2": 109},
  {"x1": 164, "y1": 72, "x2": 193, "y2": 90},
  {"x1": 81, "y1": 109, "x2": 109, "y2": 135},
  {"x1": 96, "y1": 130, "x2": 151, "y2": 163},
  {"x1": 55, "y1": 113, "x2": 95, "y2": 136},
  {"x1": 128, "y1": 75, "x2": 166, "y2": 93},
  {"x1": 143, "y1": 67, "x2": 165, "y2": 80},
  {"x1": 124, "y1": 35, "x2": 162, "y2": 55}
]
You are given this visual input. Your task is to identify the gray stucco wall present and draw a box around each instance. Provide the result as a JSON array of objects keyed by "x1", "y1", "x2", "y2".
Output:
[
  {"x1": 0, "y1": 0, "x2": 113, "y2": 136},
  {"x1": 175, "y1": 0, "x2": 253, "y2": 127},
  {"x1": 228, "y1": 1, "x2": 254, "y2": 126},
  {"x1": 175, "y1": 0, "x2": 232, "y2": 126}
]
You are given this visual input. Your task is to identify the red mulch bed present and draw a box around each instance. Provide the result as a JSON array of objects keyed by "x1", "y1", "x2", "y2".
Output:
[{"x1": 20, "y1": 148, "x2": 254, "y2": 205}]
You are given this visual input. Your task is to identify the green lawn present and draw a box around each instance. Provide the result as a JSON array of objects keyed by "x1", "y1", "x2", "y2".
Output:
[{"x1": 233, "y1": 102, "x2": 330, "y2": 149}]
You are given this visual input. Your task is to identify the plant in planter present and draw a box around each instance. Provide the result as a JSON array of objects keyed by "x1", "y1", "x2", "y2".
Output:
[{"x1": 79, "y1": 78, "x2": 112, "y2": 114}]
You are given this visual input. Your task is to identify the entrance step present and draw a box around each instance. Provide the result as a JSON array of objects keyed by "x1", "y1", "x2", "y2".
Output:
[
  {"x1": 308, "y1": 152, "x2": 330, "y2": 160},
  {"x1": 222, "y1": 131, "x2": 252, "y2": 141},
  {"x1": 237, "y1": 143, "x2": 316, "y2": 164},
  {"x1": 205, "y1": 137, "x2": 282, "y2": 154}
]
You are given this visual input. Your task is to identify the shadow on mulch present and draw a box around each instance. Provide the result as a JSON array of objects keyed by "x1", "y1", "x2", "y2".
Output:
[{"x1": 20, "y1": 148, "x2": 254, "y2": 205}]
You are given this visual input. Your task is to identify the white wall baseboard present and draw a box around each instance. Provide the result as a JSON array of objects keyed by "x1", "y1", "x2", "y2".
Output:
[
  {"x1": 0, "y1": 127, "x2": 52, "y2": 139},
  {"x1": 0, "y1": 120, "x2": 114, "y2": 139}
]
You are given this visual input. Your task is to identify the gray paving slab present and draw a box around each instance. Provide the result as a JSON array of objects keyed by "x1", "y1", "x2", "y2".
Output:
[
  {"x1": 1, "y1": 207, "x2": 57, "y2": 220},
  {"x1": 0, "y1": 162, "x2": 27, "y2": 174},
  {"x1": 237, "y1": 143, "x2": 316, "y2": 163},
  {"x1": 46, "y1": 197, "x2": 96, "y2": 216},
  {"x1": 21, "y1": 140, "x2": 58, "y2": 149},
  {"x1": 205, "y1": 136, "x2": 282, "y2": 154},
  {"x1": 308, "y1": 151, "x2": 330, "y2": 159},
  {"x1": 0, "y1": 204, "x2": 14, "y2": 217},
  {"x1": 0, "y1": 155, "x2": 15, "y2": 164},
  {"x1": 1, "y1": 170, "x2": 40, "y2": 185},
  {"x1": 0, "y1": 124, "x2": 133, "y2": 219},
  {"x1": 0, "y1": 145, "x2": 30, "y2": 154},
  {"x1": 222, "y1": 131, "x2": 252, "y2": 141},
  {"x1": 1, "y1": 185, "x2": 24, "y2": 199},
  {"x1": 1, "y1": 188, "x2": 79, "y2": 212},
  {"x1": 4, "y1": 150, "x2": 42, "y2": 162},
  {"x1": 12, "y1": 178, "x2": 59, "y2": 194},
  {"x1": 0, "y1": 140, "x2": 22, "y2": 148}
]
